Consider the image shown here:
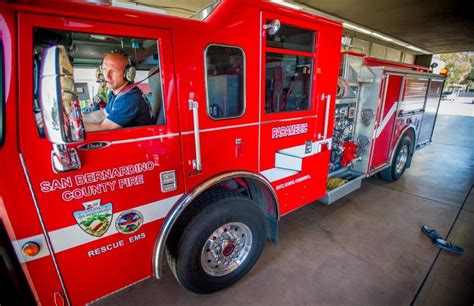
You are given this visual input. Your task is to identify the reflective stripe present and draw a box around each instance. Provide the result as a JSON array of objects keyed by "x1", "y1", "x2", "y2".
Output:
[
  {"x1": 11, "y1": 194, "x2": 182, "y2": 262},
  {"x1": 181, "y1": 122, "x2": 259, "y2": 135},
  {"x1": 111, "y1": 133, "x2": 180, "y2": 145},
  {"x1": 12, "y1": 234, "x2": 50, "y2": 263},
  {"x1": 376, "y1": 102, "x2": 398, "y2": 138}
]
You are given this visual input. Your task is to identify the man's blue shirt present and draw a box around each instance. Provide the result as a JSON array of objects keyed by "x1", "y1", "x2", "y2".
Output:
[{"x1": 106, "y1": 87, "x2": 153, "y2": 127}]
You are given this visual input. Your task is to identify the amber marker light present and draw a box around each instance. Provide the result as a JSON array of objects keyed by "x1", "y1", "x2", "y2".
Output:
[
  {"x1": 440, "y1": 68, "x2": 448, "y2": 76},
  {"x1": 22, "y1": 242, "x2": 40, "y2": 257}
]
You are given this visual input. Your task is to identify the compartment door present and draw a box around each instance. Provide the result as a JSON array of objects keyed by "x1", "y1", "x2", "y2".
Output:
[
  {"x1": 369, "y1": 74, "x2": 403, "y2": 172},
  {"x1": 417, "y1": 79, "x2": 444, "y2": 147}
]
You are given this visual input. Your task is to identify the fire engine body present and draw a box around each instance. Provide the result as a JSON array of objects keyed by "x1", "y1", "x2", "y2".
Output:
[{"x1": 0, "y1": 0, "x2": 444, "y2": 304}]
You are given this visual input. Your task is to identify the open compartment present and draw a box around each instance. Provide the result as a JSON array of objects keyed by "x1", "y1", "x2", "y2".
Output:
[{"x1": 320, "y1": 170, "x2": 365, "y2": 205}]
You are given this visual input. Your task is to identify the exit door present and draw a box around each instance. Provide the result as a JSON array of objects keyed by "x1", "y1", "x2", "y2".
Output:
[{"x1": 370, "y1": 74, "x2": 403, "y2": 171}]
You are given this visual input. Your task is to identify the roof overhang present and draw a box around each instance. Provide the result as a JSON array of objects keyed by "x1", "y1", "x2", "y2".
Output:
[{"x1": 292, "y1": 0, "x2": 474, "y2": 54}]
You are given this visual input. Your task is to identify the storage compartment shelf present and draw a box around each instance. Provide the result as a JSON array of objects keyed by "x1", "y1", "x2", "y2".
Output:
[{"x1": 320, "y1": 171, "x2": 364, "y2": 205}]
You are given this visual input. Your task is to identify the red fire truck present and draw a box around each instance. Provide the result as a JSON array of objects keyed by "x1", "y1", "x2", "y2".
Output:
[{"x1": 0, "y1": 0, "x2": 444, "y2": 304}]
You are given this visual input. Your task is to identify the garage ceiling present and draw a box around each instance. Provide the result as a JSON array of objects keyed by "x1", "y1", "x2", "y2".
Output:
[
  {"x1": 294, "y1": 0, "x2": 474, "y2": 54},
  {"x1": 129, "y1": 0, "x2": 474, "y2": 54}
]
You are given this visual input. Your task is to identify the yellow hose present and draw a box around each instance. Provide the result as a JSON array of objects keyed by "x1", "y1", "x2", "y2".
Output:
[{"x1": 327, "y1": 177, "x2": 348, "y2": 190}]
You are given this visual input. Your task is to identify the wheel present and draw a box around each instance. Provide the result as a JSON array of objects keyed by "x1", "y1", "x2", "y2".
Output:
[
  {"x1": 379, "y1": 135, "x2": 412, "y2": 182},
  {"x1": 166, "y1": 189, "x2": 266, "y2": 294}
]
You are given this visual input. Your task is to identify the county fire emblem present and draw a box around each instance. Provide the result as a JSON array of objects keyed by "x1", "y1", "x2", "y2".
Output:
[
  {"x1": 73, "y1": 199, "x2": 113, "y2": 237},
  {"x1": 115, "y1": 210, "x2": 143, "y2": 234}
]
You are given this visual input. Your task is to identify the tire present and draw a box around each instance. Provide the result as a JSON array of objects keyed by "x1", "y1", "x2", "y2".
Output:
[
  {"x1": 379, "y1": 135, "x2": 412, "y2": 182},
  {"x1": 166, "y1": 189, "x2": 266, "y2": 294}
]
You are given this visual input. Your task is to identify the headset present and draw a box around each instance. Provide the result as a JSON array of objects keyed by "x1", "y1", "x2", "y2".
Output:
[{"x1": 100, "y1": 49, "x2": 136, "y2": 83}]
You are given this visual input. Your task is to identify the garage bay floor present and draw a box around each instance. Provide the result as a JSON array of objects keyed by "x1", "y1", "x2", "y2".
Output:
[{"x1": 96, "y1": 100, "x2": 473, "y2": 306}]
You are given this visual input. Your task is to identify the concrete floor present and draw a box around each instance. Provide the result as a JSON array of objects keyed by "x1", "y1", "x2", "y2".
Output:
[{"x1": 95, "y1": 100, "x2": 473, "y2": 306}]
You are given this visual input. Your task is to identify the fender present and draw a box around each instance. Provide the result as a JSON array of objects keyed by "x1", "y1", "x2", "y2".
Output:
[
  {"x1": 390, "y1": 124, "x2": 417, "y2": 167},
  {"x1": 152, "y1": 171, "x2": 279, "y2": 279}
]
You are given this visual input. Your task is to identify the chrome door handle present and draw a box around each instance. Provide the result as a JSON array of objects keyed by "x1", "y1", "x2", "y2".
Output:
[
  {"x1": 189, "y1": 94, "x2": 202, "y2": 172},
  {"x1": 322, "y1": 94, "x2": 331, "y2": 139}
]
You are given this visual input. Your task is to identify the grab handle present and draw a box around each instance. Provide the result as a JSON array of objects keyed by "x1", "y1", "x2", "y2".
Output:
[
  {"x1": 322, "y1": 93, "x2": 331, "y2": 139},
  {"x1": 188, "y1": 93, "x2": 202, "y2": 172}
]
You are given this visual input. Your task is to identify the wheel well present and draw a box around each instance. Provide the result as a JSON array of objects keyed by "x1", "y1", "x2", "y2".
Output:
[
  {"x1": 404, "y1": 128, "x2": 416, "y2": 151},
  {"x1": 166, "y1": 177, "x2": 279, "y2": 250},
  {"x1": 398, "y1": 127, "x2": 416, "y2": 168},
  {"x1": 160, "y1": 174, "x2": 279, "y2": 278}
]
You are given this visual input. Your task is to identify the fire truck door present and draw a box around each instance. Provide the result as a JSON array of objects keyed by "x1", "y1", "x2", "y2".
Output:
[
  {"x1": 259, "y1": 13, "x2": 340, "y2": 215},
  {"x1": 18, "y1": 14, "x2": 183, "y2": 304},
  {"x1": 370, "y1": 74, "x2": 403, "y2": 171},
  {"x1": 417, "y1": 79, "x2": 444, "y2": 147}
]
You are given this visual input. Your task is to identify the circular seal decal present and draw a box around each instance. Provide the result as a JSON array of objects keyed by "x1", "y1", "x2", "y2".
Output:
[{"x1": 115, "y1": 210, "x2": 144, "y2": 234}]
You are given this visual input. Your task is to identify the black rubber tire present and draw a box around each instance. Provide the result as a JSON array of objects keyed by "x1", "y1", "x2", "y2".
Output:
[
  {"x1": 166, "y1": 189, "x2": 266, "y2": 294},
  {"x1": 379, "y1": 135, "x2": 412, "y2": 182}
]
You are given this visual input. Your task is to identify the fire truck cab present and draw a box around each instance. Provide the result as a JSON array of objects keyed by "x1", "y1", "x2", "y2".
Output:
[{"x1": 0, "y1": 1, "x2": 443, "y2": 304}]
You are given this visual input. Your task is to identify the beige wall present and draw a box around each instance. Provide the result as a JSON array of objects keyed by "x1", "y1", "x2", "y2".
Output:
[
  {"x1": 402, "y1": 52, "x2": 415, "y2": 64},
  {"x1": 386, "y1": 47, "x2": 402, "y2": 62},
  {"x1": 342, "y1": 34, "x2": 416, "y2": 64},
  {"x1": 370, "y1": 43, "x2": 386, "y2": 58},
  {"x1": 350, "y1": 37, "x2": 371, "y2": 55}
]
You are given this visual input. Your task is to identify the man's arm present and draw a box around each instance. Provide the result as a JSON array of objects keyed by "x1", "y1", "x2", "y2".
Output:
[
  {"x1": 84, "y1": 118, "x2": 122, "y2": 132},
  {"x1": 82, "y1": 109, "x2": 122, "y2": 131},
  {"x1": 82, "y1": 109, "x2": 106, "y2": 123}
]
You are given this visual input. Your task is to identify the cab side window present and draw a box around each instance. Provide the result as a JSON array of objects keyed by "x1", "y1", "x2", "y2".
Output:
[
  {"x1": 265, "y1": 24, "x2": 314, "y2": 114},
  {"x1": 33, "y1": 28, "x2": 165, "y2": 134},
  {"x1": 205, "y1": 45, "x2": 245, "y2": 119}
]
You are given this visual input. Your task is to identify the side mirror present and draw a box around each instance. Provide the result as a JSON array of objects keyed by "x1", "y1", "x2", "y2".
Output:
[
  {"x1": 40, "y1": 45, "x2": 85, "y2": 144},
  {"x1": 39, "y1": 45, "x2": 84, "y2": 173}
]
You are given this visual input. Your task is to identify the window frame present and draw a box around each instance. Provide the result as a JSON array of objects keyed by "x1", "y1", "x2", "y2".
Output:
[
  {"x1": 204, "y1": 43, "x2": 246, "y2": 120},
  {"x1": 18, "y1": 13, "x2": 178, "y2": 145},
  {"x1": 261, "y1": 16, "x2": 318, "y2": 118},
  {"x1": 33, "y1": 27, "x2": 168, "y2": 134},
  {"x1": 264, "y1": 49, "x2": 314, "y2": 114},
  {"x1": 265, "y1": 23, "x2": 315, "y2": 53}
]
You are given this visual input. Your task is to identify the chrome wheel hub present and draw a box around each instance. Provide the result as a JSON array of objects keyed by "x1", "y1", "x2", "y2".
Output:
[
  {"x1": 395, "y1": 145, "x2": 409, "y2": 175},
  {"x1": 201, "y1": 222, "x2": 252, "y2": 277}
]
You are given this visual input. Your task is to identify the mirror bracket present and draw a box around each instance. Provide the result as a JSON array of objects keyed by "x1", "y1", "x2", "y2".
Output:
[
  {"x1": 51, "y1": 144, "x2": 81, "y2": 173},
  {"x1": 263, "y1": 19, "x2": 281, "y2": 35}
]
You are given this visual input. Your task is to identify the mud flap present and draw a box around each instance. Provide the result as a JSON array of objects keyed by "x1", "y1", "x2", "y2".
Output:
[{"x1": 266, "y1": 215, "x2": 279, "y2": 244}]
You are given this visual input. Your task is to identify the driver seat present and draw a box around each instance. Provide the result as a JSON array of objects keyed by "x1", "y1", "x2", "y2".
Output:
[{"x1": 148, "y1": 66, "x2": 164, "y2": 124}]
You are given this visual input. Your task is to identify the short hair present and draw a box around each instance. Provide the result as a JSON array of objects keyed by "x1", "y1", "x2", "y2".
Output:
[
  {"x1": 101, "y1": 49, "x2": 136, "y2": 82},
  {"x1": 103, "y1": 49, "x2": 132, "y2": 66}
]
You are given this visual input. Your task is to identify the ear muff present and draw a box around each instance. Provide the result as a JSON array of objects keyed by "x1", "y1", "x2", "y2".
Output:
[{"x1": 124, "y1": 65, "x2": 136, "y2": 83}]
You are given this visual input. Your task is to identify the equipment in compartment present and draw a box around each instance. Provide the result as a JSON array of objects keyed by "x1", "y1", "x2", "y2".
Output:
[
  {"x1": 330, "y1": 101, "x2": 357, "y2": 172},
  {"x1": 329, "y1": 52, "x2": 370, "y2": 174},
  {"x1": 327, "y1": 177, "x2": 347, "y2": 190}
]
